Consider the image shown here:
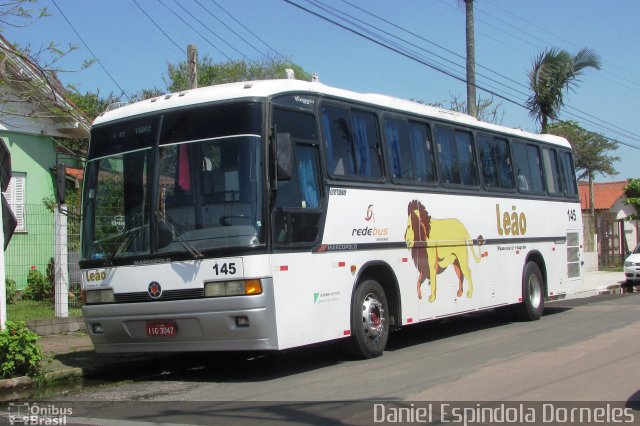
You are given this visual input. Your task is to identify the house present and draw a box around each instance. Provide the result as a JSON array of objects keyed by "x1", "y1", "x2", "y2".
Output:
[
  {"x1": 0, "y1": 34, "x2": 90, "y2": 292},
  {"x1": 579, "y1": 180, "x2": 639, "y2": 268}
]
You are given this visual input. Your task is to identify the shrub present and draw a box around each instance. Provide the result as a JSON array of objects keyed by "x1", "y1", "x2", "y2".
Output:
[
  {"x1": 0, "y1": 321, "x2": 43, "y2": 379},
  {"x1": 22, "y1": 266, "x2": 53, "y2": 301},
  {"x1": 46, "y1": 257, "x2": 56, "y2": 288},
  {"x1": 5, "y1": 278, "x2": 17, "y2": 304}
]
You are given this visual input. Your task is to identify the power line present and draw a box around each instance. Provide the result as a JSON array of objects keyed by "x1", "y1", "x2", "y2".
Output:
[
  {"x1": 164, "y1": 0, "x2": 255, "y2": 64},
  {"x1": 283, "y1": 0, "x2": 640, "y2": 151},
  {"x1": 483, "y1": 0, "x2": 640, "y2": 95},
  {"x1": 338, "y1": 0, "x2": 530, "y2": 100},
  {"x1": 208, "y1": 0, "x2": 286, "y2": 60},
  {"x1": 283, "y1": 0, "x2": 526, "y2": 108},
  {"x1": 193, "y1": 0, "x2": 268, "y2": 59},
  {"x1": 51, "y1": 0, "x2": 130, "y2": 100},
  {"x1": 329, "y1": 1, "x2": 640, "y2": 147},
  {"x1": 132, "y1": 0, "x2": 183, "y2": 53}
]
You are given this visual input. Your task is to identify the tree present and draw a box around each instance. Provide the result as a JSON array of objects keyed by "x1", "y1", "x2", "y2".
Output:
[
  {"x1": 0, "y1": 2, "x2": 93, "y2": 122},
  {"x1": 527, "y1": 48, "x2": 601, "y2": 133},
  {"x1": 429, "y1": 92, "x2": 503, "y2": 124},
  {"x1": 547, "y1": 121, "x2": 619, "y2": 245},
  {"x1": 165, "y1": 55, "x2": 312, "y2": 92},
  {"x1": 624, "y1": 179, "x2": 640, "y2": 222}
]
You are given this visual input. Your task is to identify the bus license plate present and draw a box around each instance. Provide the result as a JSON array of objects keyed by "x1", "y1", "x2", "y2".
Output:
[{"x1": 146, "y1": 321, "x2": 177, "y2": 337}]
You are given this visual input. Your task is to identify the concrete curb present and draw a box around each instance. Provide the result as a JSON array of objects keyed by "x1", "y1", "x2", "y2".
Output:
[{"x1": 0, "y1": 354, "x2": 173, "y2": 401}]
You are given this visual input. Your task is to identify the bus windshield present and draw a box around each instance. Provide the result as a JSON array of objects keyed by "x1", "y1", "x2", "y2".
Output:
[{"x1": 81, "y1": 102, "x2": 265, "y2": 263}]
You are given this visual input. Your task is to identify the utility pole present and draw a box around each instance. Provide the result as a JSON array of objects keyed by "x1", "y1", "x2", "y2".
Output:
[
  {"x1": 188, "y1": 44, "x2": 198, "y2": 89},
  {"x1": 464, "y1": 0, "x2": 477, "y2": 118}
]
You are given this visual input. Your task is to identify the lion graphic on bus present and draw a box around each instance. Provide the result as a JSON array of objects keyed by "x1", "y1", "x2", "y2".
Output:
[{"x1": 405, "y1": 199, "x2": 484, "y2": 302}]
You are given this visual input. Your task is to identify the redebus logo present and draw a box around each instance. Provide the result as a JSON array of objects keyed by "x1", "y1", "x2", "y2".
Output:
[{"x1": 352, "y1": 204, "x2": 389, "y2": 237}]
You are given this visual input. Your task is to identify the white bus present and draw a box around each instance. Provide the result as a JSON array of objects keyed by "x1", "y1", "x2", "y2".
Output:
[{"x1": 80, "y1": 78, "x2": 583, "y2": 358}]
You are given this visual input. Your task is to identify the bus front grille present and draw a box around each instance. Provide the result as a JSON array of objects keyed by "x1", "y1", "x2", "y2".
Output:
[{"x1": 114, "y1": 288, "x2": 205, "y2": 303}]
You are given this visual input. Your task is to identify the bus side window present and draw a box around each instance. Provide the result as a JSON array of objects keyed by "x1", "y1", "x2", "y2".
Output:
[
  {"x1": 494, "y1": 137, "x2": 514, "y2": 189},
  {"x1": 542, "y1": 147, "x2": 562, "y2": 195},
  {"x1": 384, "y1": 117, "x2": 435, "y2": 183},
  {"x1": 559, "y1": 150, "x2": 579, "y2": 197},
  {"x1": 321, "y1": 105, "x2": 383, "y2": 179},
  {"x1": 322, "y1": 105, "x2": 354, "y2": 176},
  {"x1": 512, "y1": 141, "x2": 545, "y2": 194},
  {"x1": 479, "y1": 133, "x2": 498, "y2": 188},
  {"x1": 479, "y1": 134, "x2": 514, "y2": 190},
  {"x1": 435, "y1": 126, "x2": 477, "y2": 186},
  {"x1": 351, "y1": 110, "x2": 382, "y2": 178},
  {"x1": 408, "y1": 121, "x2": 436, "y2": 183}
]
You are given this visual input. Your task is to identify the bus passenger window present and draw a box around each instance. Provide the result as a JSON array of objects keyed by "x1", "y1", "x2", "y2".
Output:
[
  {"x1": 435, "y1": 127, "x2": 477, "y2": 186},
  {"x1": 542, "y1": 148, "x2": 562, "y2": 195},
  {"x1": 559, "y1": 151, "x2": 578, "y2": 196},
  {"x1": 321, "y1": 106, "x2": 382, "y2": 179},
  {"x1": 512, "y1": 141, "x2": 544, "y2": 193},
  {"x1": 408, "y1": 122, "x2": 435, "y2": 182},
  {"x1": 495, "y1": 138, "x2": 514, "y2": 189},
  {"x1": 322, "y1": 105, "x2": 354, "y2": 176},
  {"x1": 351, "y1": 110, "x2": 382, "y2": 178},
  {"x1": 384, "y1": 117, "x2": 435, "y2": 183},
  {"x1": 479, "y1": 134, "x2": 514, "y2": 190}
]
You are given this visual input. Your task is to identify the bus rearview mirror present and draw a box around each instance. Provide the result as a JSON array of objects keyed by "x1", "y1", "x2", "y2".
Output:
[{"x1": 56, "y1": 162, "x2": 67, "y2": 204}]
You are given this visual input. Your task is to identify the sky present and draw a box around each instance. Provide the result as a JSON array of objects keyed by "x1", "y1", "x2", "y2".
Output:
[{"x1": 3, "y1": 0, "x2": 639, "y2": 181}]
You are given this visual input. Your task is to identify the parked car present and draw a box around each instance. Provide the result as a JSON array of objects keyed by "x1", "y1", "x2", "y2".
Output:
[{"x1": 624, "y1": 243, "x2": 640, "y2": 285}]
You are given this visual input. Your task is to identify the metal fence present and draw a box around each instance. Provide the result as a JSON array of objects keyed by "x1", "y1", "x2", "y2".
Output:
[{"x1": 5, "y1": 203, "x2": 82, "y2": 322}]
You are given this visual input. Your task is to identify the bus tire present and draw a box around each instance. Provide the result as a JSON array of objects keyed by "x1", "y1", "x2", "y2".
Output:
[
  {"x1": 514, "y1": 262, "x2": 545, "y2": 321},
  {"x1": 345, "y1": 278, "x2": 389, "y2": 359}
]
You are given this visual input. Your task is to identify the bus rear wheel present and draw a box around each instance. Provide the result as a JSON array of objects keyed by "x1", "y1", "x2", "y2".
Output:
[
  {"x1": 513, "y1": 262, "x2": 545, "y2": 321},
  {"x1": 345, "y1": 278, "x2": 389, "y2": 359}
]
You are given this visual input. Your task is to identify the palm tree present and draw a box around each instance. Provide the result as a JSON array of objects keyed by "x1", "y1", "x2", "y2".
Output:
[{"x1": 527, "y1": 48, "x2": 601, "y2": 133}]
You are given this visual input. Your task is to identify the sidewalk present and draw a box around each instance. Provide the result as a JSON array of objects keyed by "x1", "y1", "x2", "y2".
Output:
[{"x1": 0, "y1": 270, "x2": 628, "y2": 400}]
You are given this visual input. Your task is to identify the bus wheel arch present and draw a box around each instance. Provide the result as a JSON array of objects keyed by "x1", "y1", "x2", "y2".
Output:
[
  {"x1": 514, "y1": 251, "x2": 547, "y2": 321},
  {"x1": 352, "y1": 262, "x2": 401, "y2": 328},
  {"x1": 345, "y1": 262, "x2": 400, "y2": 358}
]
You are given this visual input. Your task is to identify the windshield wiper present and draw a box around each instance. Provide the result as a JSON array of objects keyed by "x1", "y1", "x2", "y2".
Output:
[
  {"x1": 154, "y1": 209, "x2": 204, "y2": 260},
  {"x1": 104, "y1": 212, "x2": 144, "y2": 266}
]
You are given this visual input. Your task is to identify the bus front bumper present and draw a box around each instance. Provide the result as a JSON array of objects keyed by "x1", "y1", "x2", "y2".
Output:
[{"x1": 82, "y1": 278, "x2": 278, "y2": 353}]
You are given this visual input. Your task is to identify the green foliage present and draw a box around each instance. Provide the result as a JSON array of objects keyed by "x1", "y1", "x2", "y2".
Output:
[
  {"x1": 527, "y1": 48, "x2": 601, "y2": 132},
  {"x1": 165, "y1": 55, "x2": 312, "y2": 92},
  {"x1": 547, "y1": 121, "x2": 619, "y2": 180},
  {"x1": 0, "y1": 321, "x2": 43, "y2": 379},
  {"x1": 22, "y1": 266, "x2": 53, "y2": 301},
  {"x1": 624, "y1": 178, "x2": 640, "y2": 221},
  {"x1": 7, "y1": 300, "x2": 83, "y2": 322},
  {"x1": 5, "y1": 278, "x2": 17, "y2": 304},
  {"x1": 66, "y1": 90, "x2": 123, "y2": 123}
]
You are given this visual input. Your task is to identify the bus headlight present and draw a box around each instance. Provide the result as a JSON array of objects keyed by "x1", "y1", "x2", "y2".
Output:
[
  {"x1": 84, "y1": 288, "x2": 115, "y2": 304},
  {"x1": 204, "y1": 279, "x2": 262, "y2": 297}
]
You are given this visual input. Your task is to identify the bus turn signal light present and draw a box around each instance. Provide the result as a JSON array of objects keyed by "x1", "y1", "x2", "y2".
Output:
[
  {"x1": 204, "y1": 279, "x2": 262, "y2": 297},
  {"x1": 244, "y1": 279, "x2": 262, "y2": 295}
]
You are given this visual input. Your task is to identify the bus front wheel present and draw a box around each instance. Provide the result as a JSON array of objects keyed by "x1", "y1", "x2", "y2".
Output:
[
  {"x1": 346, "y1": 278, "x2": 389, "y2": 359},
  {"x1": 514, "y1": 262, "x2": 545, "y2": 321}
]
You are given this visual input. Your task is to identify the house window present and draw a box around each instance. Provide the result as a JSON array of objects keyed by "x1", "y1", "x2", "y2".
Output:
[{"x1": 2, "y1": 172, "x2": 25, "y2": 231}]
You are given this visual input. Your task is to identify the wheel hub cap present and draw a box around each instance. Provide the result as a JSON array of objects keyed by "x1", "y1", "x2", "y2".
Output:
[{"x1": 362, "y1": 293, "x2": 385, "y2": 339}]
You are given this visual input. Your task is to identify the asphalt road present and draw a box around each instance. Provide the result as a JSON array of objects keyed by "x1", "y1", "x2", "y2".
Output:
[{"x1": 15, "y1": 291, "x2": 640, "y2": 425}]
